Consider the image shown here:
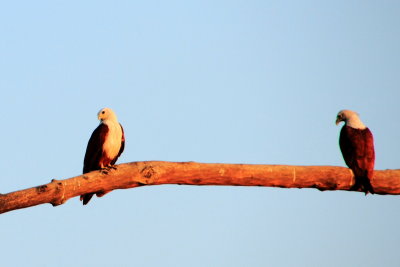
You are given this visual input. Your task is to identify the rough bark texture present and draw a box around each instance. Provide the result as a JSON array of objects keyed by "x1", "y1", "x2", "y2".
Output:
[{"x1": 0, "y1": 161, "x2": 399, "y2": 214}]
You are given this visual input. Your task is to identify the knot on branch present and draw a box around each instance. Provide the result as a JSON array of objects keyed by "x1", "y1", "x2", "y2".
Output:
[
  {"x1": 49, "y1": 179, "x2": 67, "y2": 206},
  {"x1": 36, "y1": 185, "x2": 48, "y2": 194},
  {"x1": 139, "y1": 165, "x2": 156, "y2": 184}
]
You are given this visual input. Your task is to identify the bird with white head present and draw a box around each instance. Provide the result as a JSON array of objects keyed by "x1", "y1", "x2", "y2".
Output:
[
  {"x1": 336, "y1": 109, "x2": 375, "y2": 194},
  {"x1": 80, "y1": 107, "x2": 125, "y2": 205}
]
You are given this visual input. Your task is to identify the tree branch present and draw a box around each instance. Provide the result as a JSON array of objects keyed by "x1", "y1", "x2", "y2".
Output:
[{"x1": 1, "y1": 161, "x2": 399, "y2": 214}]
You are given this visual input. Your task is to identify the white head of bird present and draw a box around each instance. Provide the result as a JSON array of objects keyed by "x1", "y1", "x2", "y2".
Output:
[
  {"x1": 97, "y1": 107, "x2": 118, "y2": 123},
  {"x1": 335, "y1": 109, "x2": 366, "y2": 129}
]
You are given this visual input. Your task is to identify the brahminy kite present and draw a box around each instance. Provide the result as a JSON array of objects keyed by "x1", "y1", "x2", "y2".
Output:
[
  {"x1": 336, "y1": 110, "x2": 375, "y2": 194},
  {"x1": 80, "y1": 107, "x2": 125, "y2": 205}
]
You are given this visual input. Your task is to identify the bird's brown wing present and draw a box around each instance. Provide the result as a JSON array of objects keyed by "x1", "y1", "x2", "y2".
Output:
[
  {"x1": 83, "y1": 123, "x2": 109, "y2": 174},
  {"x1": 339, "y1": 126, "x2": 375, "y2": 179},
  {"x1": 81, "y1": 123, "x2": 109, "y2": 205}
]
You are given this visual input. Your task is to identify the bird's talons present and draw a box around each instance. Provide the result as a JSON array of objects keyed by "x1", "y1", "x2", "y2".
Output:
[
  {"x1": 100, "y1": 165, "x2": 117, "y2": 174},
  {"x1": 108, "y1": 165, "x2": 117, "y2": 170},
  {"x1": 100, "y1": 168, "x2": 109, "y2": 174}
]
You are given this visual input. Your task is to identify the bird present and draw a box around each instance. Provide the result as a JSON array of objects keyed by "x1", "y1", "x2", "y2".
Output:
[
  {"x1": 336, "y1": 109, "x2": 375, "y2": 194},
  {"x1": 80, "y1": 107, "x2": 125, "y2": 205}
]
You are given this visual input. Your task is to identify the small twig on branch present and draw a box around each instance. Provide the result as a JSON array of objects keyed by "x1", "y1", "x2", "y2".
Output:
[{"x1": 0, "y1": 161, "x2": 399, "y2": 214}]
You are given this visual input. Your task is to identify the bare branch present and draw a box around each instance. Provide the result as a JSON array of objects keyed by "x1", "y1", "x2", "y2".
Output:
[{"x1": 1, "y1": 161, "x2": 399, "y2": 214}]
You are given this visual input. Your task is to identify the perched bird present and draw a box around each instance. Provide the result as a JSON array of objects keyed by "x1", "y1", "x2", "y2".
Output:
[
  {"x1": 80, "y1": 108, "x2": 125, "y2": 205},
  {"x1": 336, "y1": 110, "x2": 375, "y2": 194}
]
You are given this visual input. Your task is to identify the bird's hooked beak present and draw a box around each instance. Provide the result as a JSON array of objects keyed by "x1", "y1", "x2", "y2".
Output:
[{"x1": 335, "y1": 116, "x2": 342, "y2": 125}]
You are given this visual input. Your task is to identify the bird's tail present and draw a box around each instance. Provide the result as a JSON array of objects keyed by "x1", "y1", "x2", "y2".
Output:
[
  {"x1": 80, "y1": 193, "x2": 94, "y2": 205},
  {"x1": 350, "y1": 176, "x2": 375, "y2": 195}
]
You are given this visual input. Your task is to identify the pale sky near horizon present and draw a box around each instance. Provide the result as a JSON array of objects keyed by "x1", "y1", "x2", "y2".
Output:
[{"x1": 1, "y1": 1, "x2": 399, "y2": 267}]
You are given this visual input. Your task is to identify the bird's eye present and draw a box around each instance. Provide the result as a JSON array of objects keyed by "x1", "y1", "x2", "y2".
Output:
[{"x1": 102, "y1": 111, "x2": 106, "y2": 114}]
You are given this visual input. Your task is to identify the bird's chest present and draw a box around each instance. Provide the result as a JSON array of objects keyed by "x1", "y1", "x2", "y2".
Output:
[{"x1": 103, "y1": 122, "x2": 122, "y2": 159}]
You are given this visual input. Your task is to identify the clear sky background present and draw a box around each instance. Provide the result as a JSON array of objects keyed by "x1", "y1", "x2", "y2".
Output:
[{"x1": 1, "y1": 1, "x2": 399, "y2": 266}]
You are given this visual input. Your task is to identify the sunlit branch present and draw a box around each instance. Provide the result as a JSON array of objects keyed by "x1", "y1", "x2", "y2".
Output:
[{"x1": 0, "y1": 161, "x2": 399, "y2": 214}]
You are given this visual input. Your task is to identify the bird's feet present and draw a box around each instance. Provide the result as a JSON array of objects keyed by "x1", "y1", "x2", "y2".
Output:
[
  {"x1": 100, "y1": 167, "x2": 110, "y2": 174},
  {"x1": 108, "y1": 164, "x2": 117, "y2": 170},
  {"x1": 100, "y1": 165, "x2": 118, "y2": 174}
]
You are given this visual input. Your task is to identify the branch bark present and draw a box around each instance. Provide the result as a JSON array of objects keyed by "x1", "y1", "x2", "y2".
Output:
[{"x1": 1, "y1": 161, "x2": 399, "y2": 214}]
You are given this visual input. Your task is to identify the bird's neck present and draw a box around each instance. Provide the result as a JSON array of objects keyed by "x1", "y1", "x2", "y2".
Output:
[
  {"x1": 102, "y1": 119, "x2": 119, "y2": 127},
  {"x1": 346, "y1": 116, "x2": 366, "y2": 129}
]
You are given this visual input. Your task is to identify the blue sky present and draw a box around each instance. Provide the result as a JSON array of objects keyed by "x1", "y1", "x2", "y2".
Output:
[{"x1": 1, "y1": 1, "x2": 399, "y2": 266}]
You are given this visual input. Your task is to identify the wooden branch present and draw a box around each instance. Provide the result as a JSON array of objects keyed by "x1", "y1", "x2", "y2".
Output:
[{"x1": 1, "y1": 161, "x2": 399, "y2": 214}]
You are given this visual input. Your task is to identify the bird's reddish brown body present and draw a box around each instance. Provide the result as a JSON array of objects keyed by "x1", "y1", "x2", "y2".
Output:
[{"x1": 339, "y1": 125, "x2": 375, "y2": 194}]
